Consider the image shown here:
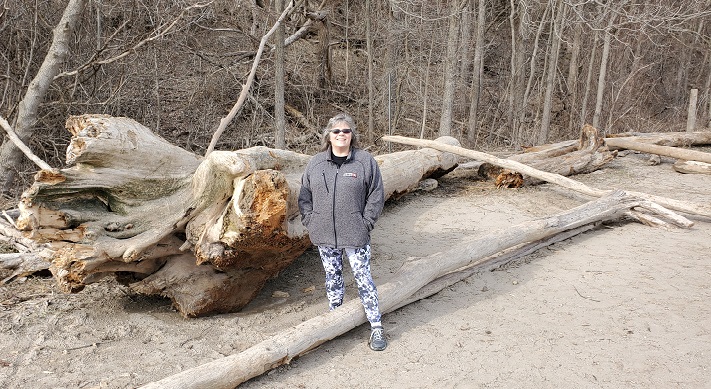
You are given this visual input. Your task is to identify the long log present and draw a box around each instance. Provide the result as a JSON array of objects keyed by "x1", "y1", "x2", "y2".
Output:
[
  {"x1": 605, "y1": 137, "x2": 711, "y2": 164},
  {"x1": 140, "y1": 190, "x2": 688, "y2": 388},
  {"x1": 10, "y1": 114, "x2": 460, "y2": 317},
  {"x1": 520, "y1": 131, "x2": 711, "y2": 155},
  {"x1": 383, "y1": 135, "x2": 711, "y2": 219},
  {"x1": 673, "y1": 160, "x2": 711, "y2": 174},
  {"x1": 606, "y1": 131, "x2": 711, "y2": 147}
]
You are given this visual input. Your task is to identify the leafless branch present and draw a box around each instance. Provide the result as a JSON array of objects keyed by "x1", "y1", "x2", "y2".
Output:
[
  {"x1": 205, "y1": 0, "x2": 300, "y2": 156},
  {"x1": 0, "y1": 115, "x2": 53, "y2": 171}
]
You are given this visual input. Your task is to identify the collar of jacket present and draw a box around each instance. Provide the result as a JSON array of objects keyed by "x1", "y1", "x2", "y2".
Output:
[{"x1": 327, "y1": 146, "x2": 354, "y2": 161}]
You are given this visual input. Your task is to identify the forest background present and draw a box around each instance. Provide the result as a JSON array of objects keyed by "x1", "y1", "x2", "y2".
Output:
[{"x1": 1, "y1": 0, "x2": 710, "y2": 197}]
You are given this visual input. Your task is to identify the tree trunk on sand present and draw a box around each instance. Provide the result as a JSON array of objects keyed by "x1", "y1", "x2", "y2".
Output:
[
  {"x1": 382, "y1": 134, "x2": 711, "y2": 219},
  {"x1": 673, "y1": 160, "x2": 711, "y2": 175},
  {"x1": 605, "y1": 131, "x2": 711, "y2": 146},
  {"x1": 604, "y1": 137, "x2": 711, "y2": 164},
  {"x1": 140, "y1": 190, "x2": 691, "y2": 389},
  {"x1": 523, "y1": 131, "x2": 711, "y2": 154},
  {"x1": 11, "y1": 114, "x2": 460, "y2": 317},
  {"x1": 494, "y1": 124, "x2": 616, "y2": 187}
]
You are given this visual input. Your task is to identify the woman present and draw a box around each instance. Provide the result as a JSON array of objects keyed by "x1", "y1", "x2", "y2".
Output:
[{"x1": 298, "y1": 113, "x2": 387, "y2": 351}]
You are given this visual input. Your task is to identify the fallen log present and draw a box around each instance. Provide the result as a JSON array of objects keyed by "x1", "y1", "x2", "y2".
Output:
[
  {"x1": 139, "y1": 190, "x2": 690, "y2": 389},
  {"x1": 9, "y1": 114, "x2": 460, "y2": 316},
  {"x1": 494, "y1": 125, "x2": 616, "y2": 187},
  {"x1": 520, "y1": 130, "x2": 711, "y2": 156},
  {"x1": 673, "y1": 160, "x2": 711, "y2": 175},
  {"x1": 382, "y1": 134, "x2": 711, "y2": 219},
  {"x1": 606, "y1": 131, "x2": 711, "y2": 147},
  {"x1": 604, "y1": 137, "x2": 711, "y2": 164}
]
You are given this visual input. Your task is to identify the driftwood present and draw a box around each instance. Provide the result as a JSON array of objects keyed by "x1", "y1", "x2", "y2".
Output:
[
  {"x1": 140, "y1": 190, "x2": 690, "y2": 389},
  {"x1": 494, "y1": 125, "x2": 616, "y2": 187},
  {"x1": 523, "y1": 131, "x2": 711, "y2": 155},
  {"x1": 673, "y1": 160, "x2": 711, "y2": 175},
  {"x1": 382, "y1": 135, "x2": 711, "y2": 219},
  {"x1": 606, "y1": 131, "x2": 711, "y2": 147},
  {"x1": 9, "y1": 114, "x2": 459, "y2": 317},
  {"x1": 605, "y1": 137, "x2": 711, "y2": 164}
]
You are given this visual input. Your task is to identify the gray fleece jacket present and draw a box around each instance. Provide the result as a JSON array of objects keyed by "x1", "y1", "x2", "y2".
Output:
[{"x1": 298, "y1": 147, "x2": 385, "y2": 249}]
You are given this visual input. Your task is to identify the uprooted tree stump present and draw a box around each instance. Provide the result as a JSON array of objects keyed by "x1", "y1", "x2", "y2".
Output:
[{"x1": 12, "y1": 114, "x2": 459, "y2": 317}]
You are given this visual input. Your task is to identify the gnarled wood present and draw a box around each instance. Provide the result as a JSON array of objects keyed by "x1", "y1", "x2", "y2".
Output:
[
  {"x1": 12, "y1": 114, "x2": 460, "y2": 317},
  {"x1": 495, "y1": 124, "x2": 616, "y2": 187}
]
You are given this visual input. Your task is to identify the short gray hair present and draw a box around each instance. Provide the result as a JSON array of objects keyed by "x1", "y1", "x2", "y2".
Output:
[{"x1": 320, "y1": 113, "x2": 359, "y2": 151}]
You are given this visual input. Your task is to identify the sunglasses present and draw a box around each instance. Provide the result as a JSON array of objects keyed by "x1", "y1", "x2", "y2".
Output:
[{"x1": 330, "y1": 128, "x2": 352, "y2": 134}]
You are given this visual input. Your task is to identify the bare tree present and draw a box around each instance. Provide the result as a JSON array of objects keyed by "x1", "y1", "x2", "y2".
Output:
[
  {"x1": 539, "y1": 0, "x2": 566, "y2": 144},
  {"x1": 274, "y1": 0, "x2": 287, "y2": 149},
  {"x1": 592, "y1": 12, "x2": 617, "y2": 130},
  {"x1": 467, "y1": 0, "x2": 486, "y2": 145},
  {"x1": 438, "y1": 0, "x2": 466, "y2": 137},
  {"x1": 0, "y1": 0, "x2": 87, "y2": 194}
]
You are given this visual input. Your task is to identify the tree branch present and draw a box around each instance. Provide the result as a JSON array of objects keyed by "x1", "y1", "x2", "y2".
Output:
[
  {"x1": 205, "y1": 0, "x2": 300, "y2": 156},
  {"x1": 0, "y1": 115, "x2": 53, "y2": 171}
]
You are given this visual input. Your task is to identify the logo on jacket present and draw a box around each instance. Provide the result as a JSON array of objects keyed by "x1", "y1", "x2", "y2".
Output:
[{"x1": 343, "y1": 172, "x2": 357, "y2": 178}]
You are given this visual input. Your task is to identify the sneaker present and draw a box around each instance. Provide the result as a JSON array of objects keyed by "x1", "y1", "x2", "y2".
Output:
[{"x1": 369, "y1": 326, "x2": 387, "y2": 351}]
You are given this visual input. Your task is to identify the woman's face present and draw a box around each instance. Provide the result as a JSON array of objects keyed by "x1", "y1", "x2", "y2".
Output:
[{"x1": 329, "y1": 120, "x2": 353, "y2": 149}]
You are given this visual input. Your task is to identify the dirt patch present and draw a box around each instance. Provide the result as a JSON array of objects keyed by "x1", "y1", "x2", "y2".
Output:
[{"x1": 1, "y1": 151, "x2": 710, "y2": 388}]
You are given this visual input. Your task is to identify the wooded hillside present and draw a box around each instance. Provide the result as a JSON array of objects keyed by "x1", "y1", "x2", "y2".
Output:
[{"x1": 1, "y1": 0, "x2": 710, "y2": 195}]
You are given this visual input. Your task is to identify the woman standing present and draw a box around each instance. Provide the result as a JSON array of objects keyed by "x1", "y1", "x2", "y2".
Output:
[{"x1": 298, "y1": 113, "x2": 387, "y2": 351}]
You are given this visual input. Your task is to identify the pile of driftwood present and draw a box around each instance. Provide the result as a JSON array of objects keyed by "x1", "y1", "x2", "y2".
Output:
[{"x1": 2, "y1": 114, "x2": 711, "y2": 388}]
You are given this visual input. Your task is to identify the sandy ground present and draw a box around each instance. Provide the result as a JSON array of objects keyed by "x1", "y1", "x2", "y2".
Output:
[{"x1": 1, "y1": 150, "x2": 710, "y2": 389}]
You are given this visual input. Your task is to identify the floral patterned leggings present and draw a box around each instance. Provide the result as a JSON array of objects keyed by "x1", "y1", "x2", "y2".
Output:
[{"x1": 318, "y1": 244, "x2": 382, "y2": 325}]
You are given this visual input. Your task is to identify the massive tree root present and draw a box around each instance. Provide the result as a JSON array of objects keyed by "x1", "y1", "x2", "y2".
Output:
[{"x1": 10, "y1": 114, "x2": 460, "y2": 316}]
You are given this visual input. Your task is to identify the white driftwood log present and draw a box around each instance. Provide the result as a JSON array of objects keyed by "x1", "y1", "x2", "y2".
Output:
[
  {"x1": 140, "y1": 190, "x2": 691, "y2": 388},
  {"x1": 11, "y1": 114, "x2": 460, "y2": 316},
  {"x1": 673, "y1": 160, "x2": 711, "y2": 174},
  {"x1": 382, "y1": 135, "x2": 711, "y2": 220}
]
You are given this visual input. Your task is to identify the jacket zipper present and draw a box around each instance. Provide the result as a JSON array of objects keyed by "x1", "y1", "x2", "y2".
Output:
[{"x1": 332, "y1": 165, "x2": 339, "y2": 247}]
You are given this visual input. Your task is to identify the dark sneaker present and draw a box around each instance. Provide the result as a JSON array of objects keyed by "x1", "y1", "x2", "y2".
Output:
[{"x1": 369, "y1": 326, "x2": 387, "y2": 351}]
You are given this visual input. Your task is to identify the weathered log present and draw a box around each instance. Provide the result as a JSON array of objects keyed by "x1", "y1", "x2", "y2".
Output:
[
  {"x1": 606, "y1": 131, "x2": 711, "y2": 147},
  {"x1": 605, "y1": 137, "x2": 711, "y2": 164},
  {"x1": 140, "y1": 190, "x2": 690, "y2": 389},
  {"x1": 382, "y1": 135, "x2": 711, "y2": 219},
  {"x1": 494, "y1": 125, "x2": 616, "y2": 187},
  {"x1": 520, "y1": 130, "x2": 711, "y2": 156},
  {"x1": 673, "y1": 160, "x2": 711, "y2": 175},
  {"x1": 12, "y1": 114, "x2": 460, "y2": 317}
]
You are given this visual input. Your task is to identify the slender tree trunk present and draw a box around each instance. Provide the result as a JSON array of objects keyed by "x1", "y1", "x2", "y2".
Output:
[
  {"x1": 687, "y1": 89, "x2": 699, "y2": 132},
  {"x1": 521, "y1": 2, "x2": 551, "y2": 131},
  {"x1": 539, "y1": 0, "x2": 566, "y2": 144},
  {"x1": 0, "y1": 0, "x2": 88, "y2": 194},
  {"x1": 566, "y1": 23, "x2": 582, "y2": 135},
  {"x1": 439, "y1": 0, "x2": 465, "y2": 137},
  {"x1": 467, "y1": 0, "x2": 486, "y2": 145},
  {"x1": 579, "y1": 30, "x2": 599, "y2": 128},
  {"x1": 366, "y1": 0, "x2": 375, "y2": 143},
  {"x1": 592, "y1": 14, "x2": 615, "y2": 130},
  {"x1": 385, "y1": 0, "x2": 405, "y2": 140},
  {"x1": 505, "y1": 0, "x2": 518, "y2": 143},
  {"x1": 274, "y1": 0, "x2": 286, "y2": 149}
]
